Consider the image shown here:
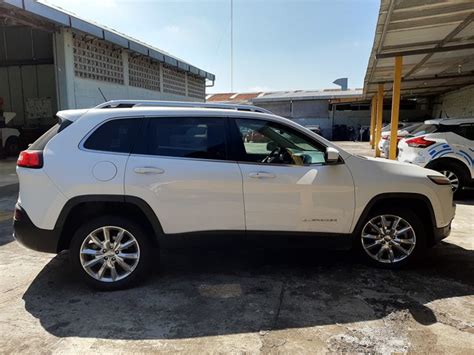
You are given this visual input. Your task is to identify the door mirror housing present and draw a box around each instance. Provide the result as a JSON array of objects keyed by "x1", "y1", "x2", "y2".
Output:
[{"x1": 325, "y1": 147, "x2": 340, "y2": 164}]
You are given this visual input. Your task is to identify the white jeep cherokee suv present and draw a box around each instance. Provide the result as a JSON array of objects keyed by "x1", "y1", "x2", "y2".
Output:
[{"x1": 14, "y1": 101, "x2": 455, "y2": 290}]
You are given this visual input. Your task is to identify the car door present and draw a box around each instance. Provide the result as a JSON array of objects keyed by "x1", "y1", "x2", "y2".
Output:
[
  {"x1": 448, "y1": 123, "x2": 474, "y2": 176},
  {"x1": 230, "y1": 117, "x2": 355, "y2": 234},
  {"x1": 124, "y1": 116, "x2": 245, "y2": 234}
]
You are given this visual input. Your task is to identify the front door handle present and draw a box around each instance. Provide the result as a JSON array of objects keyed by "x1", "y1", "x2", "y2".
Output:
[
  {"x1": 134, "y1": 167, "x2": 165, "y2": 174},
  {"x1": 248, "y1": 171, "x2": 276, "y2": 179}
]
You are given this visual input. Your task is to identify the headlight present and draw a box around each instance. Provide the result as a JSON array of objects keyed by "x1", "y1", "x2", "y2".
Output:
[{"x1": 428, "y1": 175, "x2": 451, "y2": 185}]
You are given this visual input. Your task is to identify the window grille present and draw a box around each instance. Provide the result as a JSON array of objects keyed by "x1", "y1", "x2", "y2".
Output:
[
  {"x1": 163, "y1": 64, "x2": 186, "y2": 96},
  {"x1": 129, "y1": 56, "x2": 161, "y2": 91},
  {"x1": 73, "y1": 33, "x2": 124, "y2": 84},
  {"x1": 187, "y1": 74, "x2": 206, "y2": 99}
]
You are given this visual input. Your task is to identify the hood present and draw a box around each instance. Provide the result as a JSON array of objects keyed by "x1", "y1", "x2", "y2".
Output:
[{"x1": 347, "y1": 155, "x2": 444, "y2": 179}]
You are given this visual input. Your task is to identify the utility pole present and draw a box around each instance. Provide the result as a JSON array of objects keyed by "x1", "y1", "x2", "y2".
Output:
[{"x1": 230, "y1": 0, "x2": 233, "y2": 92}]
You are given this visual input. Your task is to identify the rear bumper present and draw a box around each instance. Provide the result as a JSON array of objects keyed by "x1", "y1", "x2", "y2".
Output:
[{"x1": 13, "y1": 204, "x2": 59, "y2": 253}]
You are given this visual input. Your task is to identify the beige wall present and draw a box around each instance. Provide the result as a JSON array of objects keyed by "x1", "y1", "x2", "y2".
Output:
[{"x1": 433, "y1": 85, "x2": 474, "y2": 118}]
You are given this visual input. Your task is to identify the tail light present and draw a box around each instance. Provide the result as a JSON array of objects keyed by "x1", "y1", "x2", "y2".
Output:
[
  {"x1": 17, "y1": 150, "x2": 43, "y2": 168},
  {"x1": 405, "y1": 136, "x2": 435, "y2": 148},
  {"x1": 381, "y1": 135, "x2": 388, "y2": 140}
]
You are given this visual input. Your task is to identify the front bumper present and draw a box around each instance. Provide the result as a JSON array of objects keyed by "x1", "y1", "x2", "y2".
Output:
[
  {"x1": 13, "y1": 204, "x2": 59, "y2": 253},
  {"x1": 433, "y1": 222, "x2": 451, "y2": 244}
]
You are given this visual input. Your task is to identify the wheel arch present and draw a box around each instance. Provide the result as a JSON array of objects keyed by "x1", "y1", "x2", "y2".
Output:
[
  {"x1": 56, "y1": 195, "x2": 164, "y2": 252},
  {"x1": 425, "y1": 156, "x2": 471, "y2": 178},
  {"x1": 353, "y1": 193, "x2": 437, "y2": 246}
]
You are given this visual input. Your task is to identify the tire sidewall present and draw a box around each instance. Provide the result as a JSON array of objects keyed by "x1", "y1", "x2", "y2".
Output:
[
  {"x1": 356, "y1": 207, "x2": 426, "y2": 269},
  {"x1": 70, "y1": 215, "x2": 153, "y2": 290},
  {"x1": 5, "y1": 137, "x2": 20, "y2": 156},
  {"x1": 436, "y1": 163, "x2": 467, "y2": 197}
]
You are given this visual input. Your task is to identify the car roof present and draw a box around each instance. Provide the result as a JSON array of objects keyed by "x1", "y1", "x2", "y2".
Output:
[
  {"x1": 56, "y1": 103, "x2": 352, "y2": 160},
  {"x1": 425, "y1": 117, "x2": 474, "y2": 125}
]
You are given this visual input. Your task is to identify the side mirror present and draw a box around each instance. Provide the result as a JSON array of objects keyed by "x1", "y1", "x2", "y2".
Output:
[
  {"x1": 325, "y1": 147, "x2": 340, "y2": 164},
  {"x1": 266, "y1": 141, "x2": 278, "y2": 152}
]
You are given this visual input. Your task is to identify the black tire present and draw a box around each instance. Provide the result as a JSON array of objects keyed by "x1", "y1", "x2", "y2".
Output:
[
  {"x1": 433, "y1": 162, "x2": 468, "y2": 198},
  {"x1": 70, "y1": 215, "x2": 153, "y2": 291},
  {"x1": 356, "y1": 207, "x2": 426, "y2": 269},
  {"x1": 4, "y1": 136, "x2": 20, "y2": 156}
]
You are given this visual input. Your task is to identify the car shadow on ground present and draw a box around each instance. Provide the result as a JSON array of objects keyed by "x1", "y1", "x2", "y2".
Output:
[
  {"x1": 0, "y1": 220, "x2": 14, "y2": 247},
  {"x1": 22, "y1": 241, "x2": 473, "y2": 340}
]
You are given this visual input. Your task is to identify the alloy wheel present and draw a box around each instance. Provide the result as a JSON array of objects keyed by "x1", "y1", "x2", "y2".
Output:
[
  {"x1": 440, "y1": 170, "x2": 459, "y2": 192},
  {"x1": 79, "y1": 226, "x2": 140, "y2": 282},
  {"x1": 361, "y1": 214, "x2": 416, "y2": 264}
]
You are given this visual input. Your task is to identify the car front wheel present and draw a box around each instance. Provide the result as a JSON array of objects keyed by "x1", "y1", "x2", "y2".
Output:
[
  {"x1": 358, "y1": 208, "x2": 425, "y2": 268},
  {"x1": 70, "y1": 216, "x2": 153, "y2": 290}
]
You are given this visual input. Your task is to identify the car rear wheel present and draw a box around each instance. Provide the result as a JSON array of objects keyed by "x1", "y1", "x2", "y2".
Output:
[
  {"x1": 436, "y1": 163, "x2": 468, "y2": 197},
  {"x1": 5, "y1": 136, "x2": 20, "y2": 156},
  {"x1": 358, "y1": 208, "x2": 425, "y2": 268},
  {"x1": 70, "y1": 216, "x2": 153, "y2": 290}
]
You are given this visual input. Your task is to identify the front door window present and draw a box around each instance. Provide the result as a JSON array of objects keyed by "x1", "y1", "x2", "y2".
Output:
[{"x1": 234, "y1": 119, "x2": 326, "y2": 165}]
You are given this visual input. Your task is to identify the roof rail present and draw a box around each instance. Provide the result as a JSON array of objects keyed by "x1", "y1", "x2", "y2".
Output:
[{"x1": 94, "y1": 100, "x2": 272, "y2": 114}]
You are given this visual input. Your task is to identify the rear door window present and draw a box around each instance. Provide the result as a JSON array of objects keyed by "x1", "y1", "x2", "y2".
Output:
[
  {"x1": 84, "y1": 118, "x2": 141, "y2": 153},
  {"x1": 445, "y1": 124, "x2": 474, "y2": 141},
  {"x1": 135, "y1": 117, "x2": 227, "y2": 160}
]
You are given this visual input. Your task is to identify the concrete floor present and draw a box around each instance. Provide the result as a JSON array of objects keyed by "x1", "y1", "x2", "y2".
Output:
[{"x1": 0, "y1": 143, "x2": 473, "y2": 353}]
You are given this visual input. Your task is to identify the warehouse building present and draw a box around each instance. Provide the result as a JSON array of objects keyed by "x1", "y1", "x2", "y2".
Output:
[
  {"x1": 207, "y1": 88, "x2": 429, "y2": 139},
  {"x1": 0, "y1": 0, "x2": 214, "y2": 149}
]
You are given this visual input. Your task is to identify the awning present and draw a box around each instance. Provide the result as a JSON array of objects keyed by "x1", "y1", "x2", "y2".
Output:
[{"x1": 363, "y1": 0, "x2": 474, "y2": 98}]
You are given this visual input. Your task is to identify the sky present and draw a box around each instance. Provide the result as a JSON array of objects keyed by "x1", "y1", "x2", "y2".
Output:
[{"x1": 40, "y1": 0, "x2": 379, "y2": 93}]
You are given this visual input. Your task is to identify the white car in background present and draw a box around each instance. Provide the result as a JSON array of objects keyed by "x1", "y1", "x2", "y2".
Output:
[
  {"x1": 398, "y1": 118, "x2": 474, "y2": 195},
  {"x1": 378, "y1": 122, "x2": 422, "y2": 157}
]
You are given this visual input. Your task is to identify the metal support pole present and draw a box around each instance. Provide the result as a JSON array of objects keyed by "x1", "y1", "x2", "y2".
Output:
[
  {"x1": 369, "y1": 95, "x2": 376, "y2": 149},
  {"x1": 375, "y1": 84, "x2": 384, "y2": 157},
  {"x1": 389, "y1": 56, "x2": 403, "y2": 160}
]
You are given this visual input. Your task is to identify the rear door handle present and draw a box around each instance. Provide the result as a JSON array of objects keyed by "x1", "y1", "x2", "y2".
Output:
[
  {"x1": 248, "y1": 171, "x2": 276, "y2": 179},
  {"x1": 134, "y1": 167, "x2": 165, "y2": 174}
]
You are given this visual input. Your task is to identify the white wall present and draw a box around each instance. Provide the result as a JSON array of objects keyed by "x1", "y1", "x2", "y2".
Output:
[
  {"x1": 54, "y1": 28, "x2": 203, "y2": 110},
  {"x1": 73, "y1": 78, "x2": 197, "y2": 109},
  {"x1": 433, "y1": 85, "x2": 474, "y2": 118}
]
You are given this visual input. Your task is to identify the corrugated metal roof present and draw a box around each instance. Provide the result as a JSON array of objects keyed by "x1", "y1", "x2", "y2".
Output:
[
  {"x1": 1, "y1": 0, "x2": 215, "y2": 81},
  {"x1": 363, "y1": 0, "x2": 474, "y2": 98},
  {"x1": 207, "y1": 89, "x2": 364, "y2": 104},
  {"x1": 252, "y1": 89, "x2": 363, "y2": 102}
]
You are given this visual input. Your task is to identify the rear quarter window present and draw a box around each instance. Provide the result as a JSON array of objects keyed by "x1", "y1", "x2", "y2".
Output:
[
  {"x1": 29, "y1": 119, "x2": 73, "y2": 151},
  {"x1": 411, "y1": 124, "x2": 438, "y2": 136},
  {"x1": 83, "y1": 118, "x2": 141, "y2": 153}
]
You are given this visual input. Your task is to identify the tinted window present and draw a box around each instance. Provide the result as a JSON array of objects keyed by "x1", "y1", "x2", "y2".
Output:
[
  {"x1": 443, "y1": 124, "x2": 474, "y2": 140},
  {"x1": 84, "y1": 118, "x2": 140, "y2": 153},
  {"x1": 29, "y1": 119, "x2": 73, "y2": 151},
  {"x1": 411, "y1": 123, "x2": 438, "y2": 136},
  {"x1": 29, "y1": 124, "x2": 60, "y2": 150},
  {"x1": 137, "y1": 117, "x2": 227, "y2": 160},
  {"x1": 465, "y1": 125, "x2": 474, "y2": 140},
  {"x1": 234, "y1": 119, "x2": 325, "y2": 165}
]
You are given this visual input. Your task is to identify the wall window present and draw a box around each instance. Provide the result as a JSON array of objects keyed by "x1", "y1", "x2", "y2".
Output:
[
  {"x1": 73, "y1": 33, "x2": 124, "y2": 84},
  {"x1": 162, "y1": 65, "x2": 186, "y2": 96},
  {"x1": 129, "y1": 56, "x2": 161, "y2": 91}
]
